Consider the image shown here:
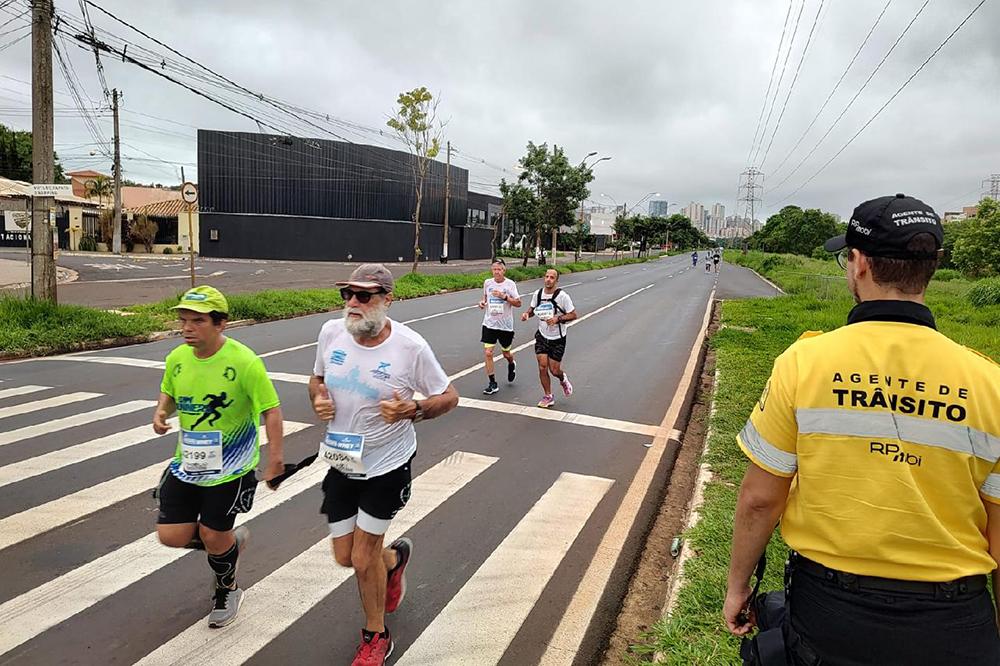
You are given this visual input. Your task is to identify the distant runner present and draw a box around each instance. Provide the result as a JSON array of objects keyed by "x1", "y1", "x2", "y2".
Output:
[
  {"x1": 478, "y1": 258, "x2": 522, "y2": 395},
  {"x1": 521, "y1": 268, "x2": 577, "y2": 408}
]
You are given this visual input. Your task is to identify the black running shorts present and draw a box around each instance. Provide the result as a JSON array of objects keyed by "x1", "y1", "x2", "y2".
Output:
[
  {"x1": 321, "y1": 455, "x2": 413, "y2": 537},
  {"x1": 481, "y1": 326, "x2": 515, "y2": 350},
  {"x1": 157, "y1": 470, "x2": 257, "y2": 532},
  {"x1": 534, "y1": 331, "x2": 567, "y2": 362}
]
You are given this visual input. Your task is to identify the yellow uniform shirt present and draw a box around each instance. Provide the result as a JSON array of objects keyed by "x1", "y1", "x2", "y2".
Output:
[{"x1": 738, "y1": 300, "x2": 1000, "y2": 582}]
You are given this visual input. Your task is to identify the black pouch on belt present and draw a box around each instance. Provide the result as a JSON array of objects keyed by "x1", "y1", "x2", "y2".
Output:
[{"x1": 739, "y1": 552, "x2": 791, "y2": 666}]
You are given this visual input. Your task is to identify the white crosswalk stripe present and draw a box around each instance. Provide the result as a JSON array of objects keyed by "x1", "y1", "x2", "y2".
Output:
[
  {"x1": 0, "y1": 391, "x2": 101, "y2": 420},
  {"x1": 0, "y1": 422, "x2": 311, "y2": 551},
  {"x1": 0, "y1": 400, "x2": 155, "y2": 447},
  {"x1": 0, "y1": 385, "x2": 49, "y2": 401}
]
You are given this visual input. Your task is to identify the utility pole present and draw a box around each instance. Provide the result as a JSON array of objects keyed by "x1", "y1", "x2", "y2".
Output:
[
  {"x1": 441, "y1": 140, "x2": 450, "y2": 263},
  {"x1": 112, "y1": 88, "x2": 122, "y2": 254},
  {"x1": 31, "y1": 0, "x2": 56, "y2": 302}
]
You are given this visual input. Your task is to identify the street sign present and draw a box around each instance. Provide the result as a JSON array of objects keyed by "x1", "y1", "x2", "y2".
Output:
[
  {"x1": 181, "y1": 182, "x2": 198, "y2": 205},
  {"x1": 30, "y1": 184, "x2": 73, "y2": 198}
]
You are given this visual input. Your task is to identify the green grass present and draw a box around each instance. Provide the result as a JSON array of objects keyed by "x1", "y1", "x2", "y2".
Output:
[
  {"x1": 2, "y1": 256, "x2": 661, "y2": 357},
  {"x1": 0, "y1": 296, "x2": 163, "y2": 356},
  {"x1": 635, "y1": 252, "x2": 1000, "y2": 665}
]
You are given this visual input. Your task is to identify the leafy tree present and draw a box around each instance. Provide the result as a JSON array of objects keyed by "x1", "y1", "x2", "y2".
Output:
[
  {"x1": 387, "y1": 87, "x2": 444, "y2": 273},
  {"x1": 85, "y1": 174, "x2": 113, "y2": 207},
  {"x1": 749, "y1": 205, "x2": 841, "y2": 256},
  {"x1": 498, "y1": 179, "x2": 538, "y2": 265},
  {"x1": 952, "y1": 198, "x2": 1000, "y2": 277},
  {"x1": 0, "y1": 123, "x2": 68, "y2": 183},
  {"x1": 510, "y1": 142, "x2": 594, "y2": 265},
  {"x1": 128, "y1": 213, "x2": 158, "y2": 253}
]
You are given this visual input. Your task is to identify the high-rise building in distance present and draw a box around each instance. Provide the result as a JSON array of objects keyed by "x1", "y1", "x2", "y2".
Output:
[{"x1": 649, "y1": 200, "x2": 670, "y2": 216}]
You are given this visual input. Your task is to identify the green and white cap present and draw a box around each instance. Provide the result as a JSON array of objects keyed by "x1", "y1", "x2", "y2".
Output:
[{"x1": 172, "y1": 285, "x2": 229, "y2": 315}]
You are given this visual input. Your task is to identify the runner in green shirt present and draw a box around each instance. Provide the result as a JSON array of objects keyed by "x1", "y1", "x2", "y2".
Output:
[{"x1": 152, "y1": 286, "x2": 285, "y2": 628}]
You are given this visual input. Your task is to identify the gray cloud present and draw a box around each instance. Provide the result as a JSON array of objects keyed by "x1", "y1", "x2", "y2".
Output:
[{"x1": 0, "y1": 0, "x2": 996, "y2": 220}]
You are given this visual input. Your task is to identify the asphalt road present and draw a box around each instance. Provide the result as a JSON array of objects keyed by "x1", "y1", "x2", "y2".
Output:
[
  {"x1": 0, "y1": 248, "x2": 623, "y2": 309},
  {"x1": 0, "y1": 255, "x2": 777, "y2": 665}
]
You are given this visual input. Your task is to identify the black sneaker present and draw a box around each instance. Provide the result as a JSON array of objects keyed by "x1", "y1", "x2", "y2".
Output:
[
  {"x1": 507, "y1": 361, "x2": 516, "y2": 383},
  {"x1": 482, "y1": 382, "x2": 499, "y2": 395}
]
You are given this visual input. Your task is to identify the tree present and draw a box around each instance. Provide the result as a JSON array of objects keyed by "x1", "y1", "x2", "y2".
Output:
[
  {"x1": 510, "y1": 142, "x2": 594, "y2": 265},
  {"x1": 387, "y1": 87, "x2": 444, "y2": 274},
  {"x1": 499, "y1": 179, "x2": 538, "y2": 265},
  {"x1": 0, "y1": 123, "x2": 67, "y2": 183},
  {"x1": 128, "y1": 214, "x2": 158, "y2": 253},
  {"x1": 85, "y1": 174, "x2": 113, "y2": 207},
  {"x1": 952, "y1": 198, "x2": 1000, "y2": 277},
  {"x1": 749, "y1": 205, "x2": 841, "y2": 256}
]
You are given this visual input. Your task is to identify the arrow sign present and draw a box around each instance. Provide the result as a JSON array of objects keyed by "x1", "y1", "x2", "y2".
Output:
[{"x1": 181, "y1": 182, "x2": 198, "y2": 205}]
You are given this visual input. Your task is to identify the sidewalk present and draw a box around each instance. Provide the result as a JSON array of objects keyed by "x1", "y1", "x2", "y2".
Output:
[{"x1": 0, "y1": 257, "x2": 78, "y2": 290}]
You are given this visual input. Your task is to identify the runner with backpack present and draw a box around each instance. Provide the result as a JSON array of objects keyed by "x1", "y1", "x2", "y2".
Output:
[{"x1": 520, "y1": 268, "x2": 577, "y2": 408}]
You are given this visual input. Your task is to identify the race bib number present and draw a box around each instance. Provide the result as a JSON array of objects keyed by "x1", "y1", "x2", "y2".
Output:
[
  {"x1": 181, "y1": 430, "x2": 223, "y2": 476},
  {"x1": 320, "y1": 431, "x2": 366, "y2": 478},
  {"x1": 535, "y1": 301, "x2": 555, "y2": 321},
  {"x1": 488, "y1": 296, "x2": 506, "y2": 315}
]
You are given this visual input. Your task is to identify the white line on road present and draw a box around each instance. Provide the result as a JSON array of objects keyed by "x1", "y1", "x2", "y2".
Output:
[
  {"x1": 79, "y1": 270, "x2": 226, "y2": 285},
  {"x1": 0, "y1": 392, "x2": 101, "y2": 420},
  {"x1": 397, "y1": 472, "x2": 613, "y2": 666},
  {"x1": 0, "y1": 419, "x2": 175, "y2": 489},
  {"x1": 540, "y1": 285, "x2": 716, "y2": 665},
  {"x1": 458, "y1": 397, "x2": 661, "y2": 437},
  {"x1": 258, "y1": 342, "x2": 317, "y2": 358},
  {"x1": 134, "y1": 451, "x2": 499, "y2": 666},
  {"x1": 0, "y1": 385, "x2": 48, "y2": 401},
  {"x1": 0, "y1": 432, "x2": 324, "y2": 658},
  {"x1": 0, "y1": 422, "x2": 310, "y2": 551},
  {"x1": 596, "y1": 276, "x2": 607, "y2": 281},
  {"x1": 0, "y1": 400, "x2": 155, "y2": 448}
]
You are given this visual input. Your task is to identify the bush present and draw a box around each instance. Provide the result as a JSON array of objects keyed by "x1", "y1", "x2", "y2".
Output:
[
  {"x1": 78, "y1": 235, "x2": 97, "y2": 252},
  {"x1": 932, "y1": 269, "x2": 961, "y2": 282},
  {"x1": 967, "y1": 277, "x2": 1000, "y2": 308},
  {"x1": 163, "y1": 247, "x2": 173, "y2": 255},
  {"x1": 128, "y1": 214, "x2": 158, "y2": 253}
]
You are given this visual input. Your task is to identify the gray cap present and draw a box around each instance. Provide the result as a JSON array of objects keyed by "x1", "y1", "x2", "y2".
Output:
[{"x1": 335, "y1": 263, "x2": 395, "y2": 293}]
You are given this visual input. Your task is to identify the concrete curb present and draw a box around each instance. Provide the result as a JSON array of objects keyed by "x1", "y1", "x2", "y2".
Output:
[{"x1": 746, "y1": 266, "x2": 784, "y2": 295}]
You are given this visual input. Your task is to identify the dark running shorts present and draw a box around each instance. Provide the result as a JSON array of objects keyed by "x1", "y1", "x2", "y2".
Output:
[
  {"x1": 157, "y1": 470, "x2": 257, "y2": 532},
  {"x1": 481, "y1": 326, "x2": 515, "y2": 350},
  {"x1": 534, "y1": 331, "x2": 567, "y2": 362},
  {"x1": 321, "y1": 455, "x2": 413, "y2": 537}
]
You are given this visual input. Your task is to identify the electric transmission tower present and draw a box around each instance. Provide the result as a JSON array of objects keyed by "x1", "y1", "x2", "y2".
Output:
[
  {"x1": 983, "y1": 174, "x2": 1000, "y2": 201},
  {"x1": 737, "y1": 168, "x2": 764, "y2": 237}
]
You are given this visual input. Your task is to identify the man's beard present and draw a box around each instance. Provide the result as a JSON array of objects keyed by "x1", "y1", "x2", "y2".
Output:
[{"x1": 344, "y1": 303, "x2": 388, "y2": 339}]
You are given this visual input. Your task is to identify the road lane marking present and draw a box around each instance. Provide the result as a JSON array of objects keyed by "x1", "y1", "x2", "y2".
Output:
[
  {"x1": 79, "y1": 270, "x2": 226, "y2": 284},
  {"x1": 0, "y1": 400, "x2": 155, "y2": 448},
  {"x1": 0, "y1": 385, "x2": 48, "y2": 401},
  {"x1": 457, "y1": 397, "x2": 661, "y2": 437},
  {"x1": 0, "y1": 392, "x2": 100, "y2": 420},
  {"x1": 0, "y1": 422, "x2": 311, "y2": 551},
  {"x1": 539, "y1": 285, "x2": 716, "y2": 664},
  {"x1": 133, "y1": 451, "x2": 498, "y2": 666},
  {"x1": 596, "y1": 276, "x2": 607, "y2": 281},
  {"x1": 0, "y1": 428, "x2": 323, "y2": 658},
  {"x1": 0, "y1": 420, "x2": 175, "y2": 489},
  {"x1": 397, "y1": 472, "x2": 613, "y2": 665}
]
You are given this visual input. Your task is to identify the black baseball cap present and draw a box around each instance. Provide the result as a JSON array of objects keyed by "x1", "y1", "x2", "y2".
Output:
[{"x1": 824, "y1": 193, "x2": 943, "y2": 259}]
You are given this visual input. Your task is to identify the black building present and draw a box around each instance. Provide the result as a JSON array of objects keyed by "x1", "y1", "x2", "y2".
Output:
[{"x1": 198, "y1": 130, "x2": 494, "y2": 262}]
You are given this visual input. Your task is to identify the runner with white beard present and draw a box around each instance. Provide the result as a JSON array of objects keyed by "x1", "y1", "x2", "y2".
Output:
[{"x1": 308, "y1": 264, "x2": 459, "y2": 666}]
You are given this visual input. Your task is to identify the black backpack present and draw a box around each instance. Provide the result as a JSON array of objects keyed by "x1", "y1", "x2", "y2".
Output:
[{"x1": 533, "y1": 287, "x2": 566, "y2": 337}]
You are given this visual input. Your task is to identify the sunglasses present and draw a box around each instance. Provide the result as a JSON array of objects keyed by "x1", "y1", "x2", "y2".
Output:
[
  {"x1": 340, "y1": 288, "x2": 385, "y2": 304},
  {"x1": 835, "y1": 248, "x2": 851, "y2": 270}
]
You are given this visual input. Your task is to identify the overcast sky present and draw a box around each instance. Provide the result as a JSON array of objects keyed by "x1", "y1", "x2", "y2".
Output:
[{"x1": 1, "y1": 0, "x2": 997, "y2": 220}]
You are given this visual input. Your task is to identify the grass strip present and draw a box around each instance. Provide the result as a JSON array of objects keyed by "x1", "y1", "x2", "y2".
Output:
[
  {"x1": 1, "y1": 255, "x2": 659, "y2": 357},
  {"x1": 634, "y1": 251, "x2": 999, "y2": 665}
]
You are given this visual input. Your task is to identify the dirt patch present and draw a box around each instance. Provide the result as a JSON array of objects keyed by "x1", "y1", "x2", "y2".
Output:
[{"x1": 599, "y1": 305, "x2": 722, "y2": 665}]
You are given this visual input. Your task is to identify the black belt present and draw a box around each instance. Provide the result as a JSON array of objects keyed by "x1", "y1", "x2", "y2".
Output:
[{"x1": 794, "y1": 555, "x2": 987, "y2": 600}]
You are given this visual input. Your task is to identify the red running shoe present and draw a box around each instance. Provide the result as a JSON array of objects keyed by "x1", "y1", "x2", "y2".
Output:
[
  {"x1": 352, "y1": 629, "x2": 394, "y2": 666},
  {"x1": 385, "y1": 537, "x2": 412, "y2": 614}
]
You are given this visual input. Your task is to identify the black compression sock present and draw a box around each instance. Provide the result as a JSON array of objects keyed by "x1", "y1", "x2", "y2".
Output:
[
  {"x1": 207, "y1": 542, "x2": 239, "y2": 589},
  {"x1": 488, "y1": 374, "x2": 496, "y2": 384}
]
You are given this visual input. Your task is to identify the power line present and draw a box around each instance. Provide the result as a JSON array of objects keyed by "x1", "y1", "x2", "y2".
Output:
[
  {"x1": 758, "y1": 0, "x2": 827, "y2": 170},
  {"x1": 769, "y1": 0, "x2": 892, "y2": 178},
  {"x1": 751, "y1": 0, "x2": 806, "y2": 167},
  {"x1": 767, "y1": 0, "x2": 931, "y2": 196},
  {"x1": 775, "y1": 0, "x2": 990, "y2": 204},
  {"x1": 746, "y1": 0, "x2": 795, "y2": 167}
]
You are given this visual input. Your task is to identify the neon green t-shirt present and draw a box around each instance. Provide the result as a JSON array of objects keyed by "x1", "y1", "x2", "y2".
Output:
[{"x1": 160, "y1": 337, "x2": 280, "y2": 487}]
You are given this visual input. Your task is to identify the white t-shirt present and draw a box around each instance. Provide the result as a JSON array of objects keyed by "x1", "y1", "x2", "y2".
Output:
[
  {"x1": 531, "y1": 288, "x2": 574, "y2": 340},
  {"x1": 313, "y1": 318, "x2": 449, "y2": 479},
  {"x1": 481, "y1": 277, "x2": 519, "y2": 332}
]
